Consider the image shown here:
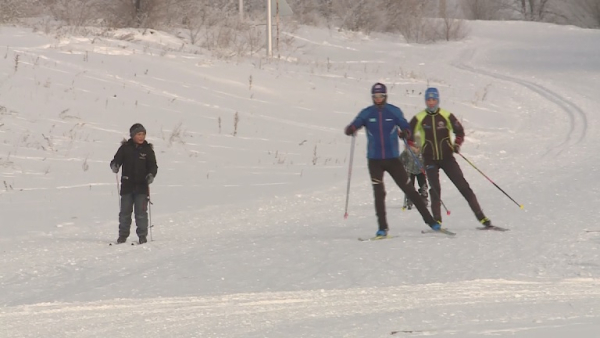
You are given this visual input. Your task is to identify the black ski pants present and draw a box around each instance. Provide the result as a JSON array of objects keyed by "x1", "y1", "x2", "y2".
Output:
[
  {"x1": 368, "y1": 158, "x2": 437, "y2": 231},
  {"x1": 119, "y1": 193, "x2": 149, "y2": 238},
  {"x1": 425, "y1": 156, "x2": 486, "y2": 223},
  {"x1": 410, "y1": 173, "x2": 427, "y2": 192}
]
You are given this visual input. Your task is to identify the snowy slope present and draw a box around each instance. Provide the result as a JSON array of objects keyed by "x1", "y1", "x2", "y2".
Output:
[{"x1": 1, "y1": 21, "x2": 600, "y2": 337}]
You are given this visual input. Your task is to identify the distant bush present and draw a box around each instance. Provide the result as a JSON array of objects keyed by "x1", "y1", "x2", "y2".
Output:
[{"x1": 0, "y1": 0, "x2": 41, "y2": 22}]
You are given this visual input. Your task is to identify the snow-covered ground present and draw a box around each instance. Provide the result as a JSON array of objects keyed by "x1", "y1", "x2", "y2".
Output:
[{"x1": 1, "y1": 20, "x2": 599, "y2": 337}]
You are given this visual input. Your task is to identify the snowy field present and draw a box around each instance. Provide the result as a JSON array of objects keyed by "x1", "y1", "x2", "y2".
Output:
[{"x1": 1, "y1": 20, "x2": 600, "y2": 337}]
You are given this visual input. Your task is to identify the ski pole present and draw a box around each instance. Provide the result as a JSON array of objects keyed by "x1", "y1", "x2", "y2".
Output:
[
  {"x1": 115, "y1": 173, "x2": 121, "y2": 209},
  {"x1": 457, "y1": 152, "x2": 524, "y2": 209},
  {"x1": 403, "y1": 138, "x2": 451, "y2": 215},
  {"x1": 343, "y1": 134, "x2": 356, "y2": 219},
  {"x1": 148, "y1": 186, "x2": 154, "y2": 241}
]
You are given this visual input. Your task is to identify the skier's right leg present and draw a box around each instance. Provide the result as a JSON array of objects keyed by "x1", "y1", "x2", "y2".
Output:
[
  {"x1": 416, "y1": 173, "x2": 429, "y2": 204},
  {"x1": 441, "y1": 157, "x2": 487, "y2": 222},
  {"x1": 133, "y1": 193, "x2": 149, "y2": 239},
  {"x1": 368, "y1": 159, "x2": 388, "y2": 232},
  {"x1": 118, "y1": 193, "x2": 134, "y2": 239},
  {"x1": 387, "y1": 159, "x2": 437, "y2": 227},
  {"x1": 425, "y1": 163, "x2": 443, "y2": 222},
  {"x1": 416, "y1": 173, "x2": 427, "y2": 193}
]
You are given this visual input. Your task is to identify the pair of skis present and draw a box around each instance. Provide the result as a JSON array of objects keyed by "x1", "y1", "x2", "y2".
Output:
[
  {"x1": 359, "y1": 229, "x2": 454, "y2": 241},
  {"x1": 108, "y1": 241, "x2": 145, "y2": 246},
  {"x1": 358, "y1": 225, "x2": 508, "y2": 241}
]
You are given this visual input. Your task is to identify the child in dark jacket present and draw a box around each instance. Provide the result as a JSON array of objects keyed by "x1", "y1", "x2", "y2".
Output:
[{"x1": 110, "y1": 123, "x2": 158, "y2": 244}]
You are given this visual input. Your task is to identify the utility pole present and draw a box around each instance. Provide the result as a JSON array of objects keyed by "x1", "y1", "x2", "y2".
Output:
[
  {"x1": 239, "y1": 0, "x2": 244, "y2": 21},
  {"x1": 276, "y1": 0, "x2": 280, "y2": 57},
  {"x1": 266, "y1": 0, "x2": 272, "y2": 57}
]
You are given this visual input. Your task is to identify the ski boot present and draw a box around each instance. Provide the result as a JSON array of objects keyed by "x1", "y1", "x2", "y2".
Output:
[{"x1": 375, "y1": 229, "x2": 388, "y2": 238}]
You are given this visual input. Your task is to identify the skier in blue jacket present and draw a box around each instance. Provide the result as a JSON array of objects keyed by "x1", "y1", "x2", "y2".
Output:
[{"x1": 345, "y1": 83, "x2": 440, "y2": 237}]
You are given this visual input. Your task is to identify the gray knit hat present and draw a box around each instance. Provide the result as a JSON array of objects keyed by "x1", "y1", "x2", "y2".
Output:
[{"x1": 129, "y1": 123, "x2": 146, "y2": 138}]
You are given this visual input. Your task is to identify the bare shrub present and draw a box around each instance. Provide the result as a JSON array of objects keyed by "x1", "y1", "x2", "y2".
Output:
[
  {"x1": 101, "y1": 0, "x2": 138, "y2": 28},
  {"x1": 233, "y1": 112, "x2": 239, "y2": 136},
  {"x1": 49, "y1": 0, "x2": 101, "y2": 27},
  {"x1": 332, "y1": 0, "x2": 378, "y2": 34},
  {"x1": 577, "y1": 0, "x2": 600, "y2": 27},
  {"x1": 394, "y1": 3, "x2": 434, "y2": 43},
  {"x1": 0, "y1": 0, "x2": 41, "y2": 22},
  {"x1": 460, "y1": 0, "x2": 508, "y2": 20},
  {"x1": 167, "y1": 122, "x2": 186, "y2": 146},
  {"x1": 439, "y1": 18, "x2": 470, "y2": 41},
  {"x1": 507, "y1": 0, "x2": 552, "y2": 21}
]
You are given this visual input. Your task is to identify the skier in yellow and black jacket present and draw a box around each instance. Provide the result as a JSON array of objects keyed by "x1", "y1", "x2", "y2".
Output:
[{"x1": 409, "y1": 88, "x2": 492, "y2": 228}]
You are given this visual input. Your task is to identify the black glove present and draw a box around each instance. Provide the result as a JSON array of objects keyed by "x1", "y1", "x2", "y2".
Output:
[
  {"x1": 398, "y1": 129, "x2": 411, "y2": 139},
  {"x1": 146, "y1": 174, "x2": 154, "y2": 185},
  {"x1": 344, "y1": 125, "x2": 356, "y2": 136},
  {"x1": 454, "y1": 136, "x2": 463, "y2": 153},
  {"x1": 110, "y1": 162, "x2": 119, "y2": 173}
]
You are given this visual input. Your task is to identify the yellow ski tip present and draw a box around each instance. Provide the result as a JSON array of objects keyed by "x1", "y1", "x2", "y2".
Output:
[{"x1": 520, "y1": 205, "x2": 524, "y2": 209}]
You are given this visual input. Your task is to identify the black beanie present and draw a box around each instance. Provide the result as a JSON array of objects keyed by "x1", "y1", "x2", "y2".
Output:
[{"x1": 129, "y1": 123, "x2": 146, "y2": 138}]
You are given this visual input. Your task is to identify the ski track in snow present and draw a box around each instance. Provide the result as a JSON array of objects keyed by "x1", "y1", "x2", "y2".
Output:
[
  {"x1": 2, "y1": 279, "x2": 599, "y2": 337},
  {"x1": 454, "y1": 49, "x2": 588, "y2": 158}
]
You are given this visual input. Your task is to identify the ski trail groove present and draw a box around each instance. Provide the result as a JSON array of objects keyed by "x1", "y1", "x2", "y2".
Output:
[
  {"x1": 2, "y1": 279, "x2": 599, "y2": 337},
  {"x1": 454, "y1": 49, "x2": 587, "y2": 158}
]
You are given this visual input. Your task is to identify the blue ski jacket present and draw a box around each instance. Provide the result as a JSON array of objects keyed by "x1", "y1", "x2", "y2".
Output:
[{"x1": 348, "y1": 103, "x2": 411, "y2": 160}]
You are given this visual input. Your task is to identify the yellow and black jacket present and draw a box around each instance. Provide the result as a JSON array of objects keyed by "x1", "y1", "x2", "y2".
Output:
[{"x1": 409, "y1": 108, "x2": 464, "y2": 162}]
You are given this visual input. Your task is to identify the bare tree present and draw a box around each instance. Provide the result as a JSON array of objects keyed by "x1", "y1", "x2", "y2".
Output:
[
  {"x1": 386, "y1": 0, "x2": 461, "y2": 43},
  {"x1": 440, "y1": 17, "x2": 470, "y2": 42},
  {"x1": 0, "y1": 0, "x2": 41, "y2": 22},
  {"x1": 510, "y1": 0, "x2": 552, "y2": 21},
  {"x1": 287, "y1": 0, "x2": 333, "y2": 26},
  {"x1": 460, "y1": 0, "x2": 506, "y2": 20},
  {"x1": 531, "y1": 0, "x2": 552, "y2": 20},
  {"x1": 49, "y1": 0, "x2": 102, "y2": 27},
  {"x1": 438, "y1": 1, "x2": 470, "y2": 41},
  {"x1": 102, "y1": 0, "x2": 137, "y2": 28},
  {"x1": 330, "y1": 0, "x2": 379, "y2": 33},
  {"x1": 581, "y1": 0, "x2": 600, "y2": 27}
]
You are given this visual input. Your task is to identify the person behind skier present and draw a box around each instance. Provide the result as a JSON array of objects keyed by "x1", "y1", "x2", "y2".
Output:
[
  {"x1": 110, "y1": 123, "x2": 158, "y2": 244},
  {"x1": 399, "y1": 134, "x2": 428, "y2": 210},
  {"x1": 409, "y1": 88, "x2": 492, "y2": 227},
  {"x1": 344, "y1": 83, "x2": 441, "y2": 237}
]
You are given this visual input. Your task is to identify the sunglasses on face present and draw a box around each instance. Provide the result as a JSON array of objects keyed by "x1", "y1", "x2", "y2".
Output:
[{"x1": 372, "y1": 93, "x2": 387, "y2": 99}]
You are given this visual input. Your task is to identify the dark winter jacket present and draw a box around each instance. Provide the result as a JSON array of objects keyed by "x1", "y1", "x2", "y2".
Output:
[
  {"x1": 347, "y1": 103, "x2": 411, "y2": 159},
  {"x1": 409, "y1": 108, "x2": 465, "y2": 163},
  {"x1": 110, "y1": 139, "x2": 158, "y2": 195}
]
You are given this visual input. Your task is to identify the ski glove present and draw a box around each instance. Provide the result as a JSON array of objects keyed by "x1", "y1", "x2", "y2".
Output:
[
  {"x1": 110, "y1": 162, "x2": 120, "y2": 173},
  {"x1": 146, "y1": 173, "x2": 154, "y2": 185},
  {"x1": 454, "y1": 136, "x2": 464, "y2": 153},
  {"x1": 398, "y1": 129, "x2": 411, "y2": 140},
  {"x1": 344, "y1": 125, "x2": 356, "y2": 136}
]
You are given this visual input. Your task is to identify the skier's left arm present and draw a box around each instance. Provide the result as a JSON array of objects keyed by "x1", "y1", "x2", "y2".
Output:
[
  {"x1": 449, "y1": 113, "x2": 465, "y2": 153},
  {"x1": 146, "y1": 145, "x2": 158, "y2": 179},
  {"x1": 391, "y1": 106, "x2": 413, "y2": 145},
  {"x1": 110, "y1": 145, "x2": 124, "y2": 173},
  {"x1": 344, "y1": 108, "x2": 369, "y2": 135}
]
